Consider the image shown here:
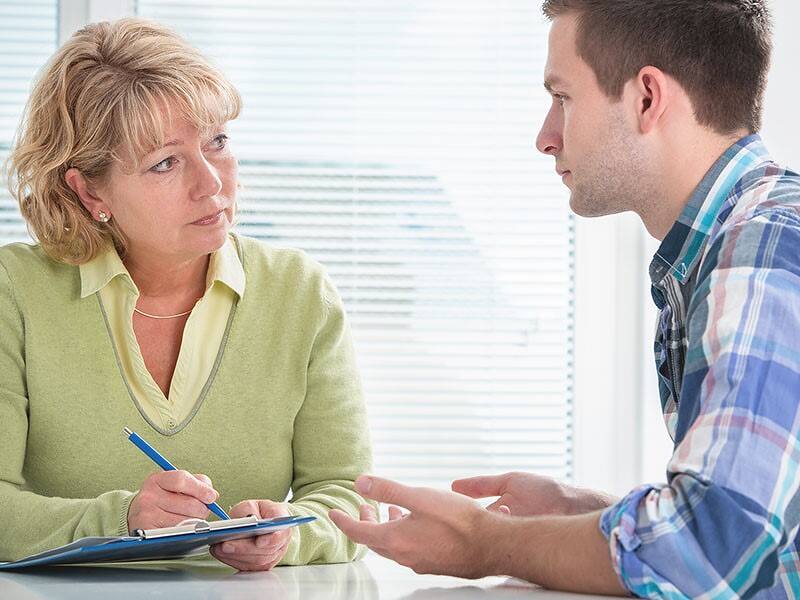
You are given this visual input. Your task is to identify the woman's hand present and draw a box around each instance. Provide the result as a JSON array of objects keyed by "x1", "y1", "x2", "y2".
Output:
[
  {"x1": 128, "y1": 471, "x2": 218, "y2": 532},
  {"x1": 210, "y1": 500, "x2": 293, "y2": 571}
]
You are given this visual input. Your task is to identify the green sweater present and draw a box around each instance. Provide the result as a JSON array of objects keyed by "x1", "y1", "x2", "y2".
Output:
[{"x1": 0, "y1": 235, "x2": 372, "y2": 565}]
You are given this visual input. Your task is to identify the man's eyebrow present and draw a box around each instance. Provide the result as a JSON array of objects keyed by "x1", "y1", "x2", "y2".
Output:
[{"x1": 543, "y1": 76, "x2": 565, "y2": 92}]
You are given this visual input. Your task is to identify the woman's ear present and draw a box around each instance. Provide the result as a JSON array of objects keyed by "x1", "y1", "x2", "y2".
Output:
[
  {"x1": 629, "y1": 66, "x2": 670, "y2": 135},
  {"x1": 64, "y1": 168, "x2": 111, "y2": 222}
]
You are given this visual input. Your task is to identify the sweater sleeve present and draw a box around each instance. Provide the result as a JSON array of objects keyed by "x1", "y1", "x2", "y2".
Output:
[
  {"x1": 280, "y1": 272, "x2": 374, "y2": 565},
  {"x1": 0, "y1": 260, "x2": 135, "y2": 562}
]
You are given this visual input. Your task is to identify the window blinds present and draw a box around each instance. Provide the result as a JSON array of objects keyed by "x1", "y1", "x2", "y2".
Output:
[
  {"x1": 0, "y1": 0, "x2": 56, "y2": 243},
  {"x1": 0, "y1": 1, "x2": 574, "y2": 489},
  {"x1": 136, "y1": 0, "x2": 575, "y2": 488}
]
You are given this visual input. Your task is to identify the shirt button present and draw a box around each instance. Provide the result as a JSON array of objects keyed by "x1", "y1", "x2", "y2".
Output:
[{"x1": 167, "y1": 419, "x2": 176, "y2": 429}]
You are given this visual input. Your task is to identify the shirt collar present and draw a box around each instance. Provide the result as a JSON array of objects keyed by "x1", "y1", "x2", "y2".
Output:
[
  {"x1": 649, "y1": 134, "x2": 772, "y2": 287},
  {"x1": 79, "y1": 235, "x2": 246, "y2": 299},
  {"x1": 207, "y1": 235, "x2": 246, "y2": 298},
  {"x1": 79, "y1": 244, "x2": 130, "y2": 298}
]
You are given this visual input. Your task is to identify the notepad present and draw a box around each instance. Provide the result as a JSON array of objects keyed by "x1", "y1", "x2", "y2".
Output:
[{"x1": 0, "y1": 514, "x2": 315, "y2": 569}]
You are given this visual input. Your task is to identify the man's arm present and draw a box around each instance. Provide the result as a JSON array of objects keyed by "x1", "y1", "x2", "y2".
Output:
[
  {"x1": 489, "y1": 509, "x2": 626, "y2": 594},
  {"x1": 329, "y1": 475, "x2": 627, "y2": 595},
  {"x1": 597, "y1": 208, "x2": 800, "y2": 597}
]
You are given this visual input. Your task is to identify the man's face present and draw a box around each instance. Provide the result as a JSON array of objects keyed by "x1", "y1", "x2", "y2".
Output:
[{"x1": 536, "y1": 14, "x2": 646, "y2": 218}]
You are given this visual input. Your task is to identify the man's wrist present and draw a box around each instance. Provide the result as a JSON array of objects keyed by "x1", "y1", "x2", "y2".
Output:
[
  {"x1": 474, "y1": 511, "x2": 625, "y2": 595},
  {"x1": 473, "y1": 510, "x2": 509, "y2": 578},
  {"x1": 568, "y1": 486, "x2": 619, "y2": 514}
]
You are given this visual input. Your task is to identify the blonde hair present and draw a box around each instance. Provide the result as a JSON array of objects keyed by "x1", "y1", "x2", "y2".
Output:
[{"x1": 5, "y1": 18, "x2": 241, "y2": 264}]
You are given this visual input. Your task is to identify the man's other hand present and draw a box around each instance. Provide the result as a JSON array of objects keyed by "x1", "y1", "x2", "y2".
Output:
[{"x1": 452, "y1": 472, "x2": 618, "y2": 517}]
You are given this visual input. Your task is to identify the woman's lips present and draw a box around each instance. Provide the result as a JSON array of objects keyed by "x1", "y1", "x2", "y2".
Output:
[{"x1": 192, "y1": 209, "x2": 224, "y2": 225}]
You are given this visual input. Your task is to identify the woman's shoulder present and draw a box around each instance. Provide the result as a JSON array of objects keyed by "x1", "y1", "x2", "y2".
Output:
[
  {"x1": 232, "y1": 234, "x2": 340, "y2": 308},
  {"x1": 0, "y1": 241, "x2": 70, "y2": 281},
  {"x1": 233, "y1": 234, "x2": 328, "y2": 280}
]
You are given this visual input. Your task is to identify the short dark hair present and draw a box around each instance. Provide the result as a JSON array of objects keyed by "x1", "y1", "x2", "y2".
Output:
[{"x1": 541, "y1": 0, "x2": 772, "y2": 134}]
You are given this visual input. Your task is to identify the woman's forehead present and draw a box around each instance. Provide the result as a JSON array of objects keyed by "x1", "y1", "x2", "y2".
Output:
[{"x1": 115, "y1": 110, "x2": 229, "y2": 167}]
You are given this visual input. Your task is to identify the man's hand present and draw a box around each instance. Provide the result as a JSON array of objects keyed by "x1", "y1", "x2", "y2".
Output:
[
  {"x1": 452, "y1": 471, "x2": 618, "y2": 517},
  {"x1": 331, "y1": 474, "x2": 626, "y2": 595},
  {"x1": 128, "y1": 471, "x2": 217, "y2": 532},
  {"x1": 210, "y1": 500, "x2": 292, "y2": 572},
  {"x1": 329, "y1": 475, "x2": 496, "y2": 579}
]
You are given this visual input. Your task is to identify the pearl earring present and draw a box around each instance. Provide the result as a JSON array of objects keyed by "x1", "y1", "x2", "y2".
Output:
[{"x1": 98, "y1": 211, "x2": 110, "y2": 223}]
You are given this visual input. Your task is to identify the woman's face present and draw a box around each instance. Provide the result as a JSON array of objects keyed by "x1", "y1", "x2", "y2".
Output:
[{"x1": 97, "y1": 116, "x2": 238, "y2": 265}]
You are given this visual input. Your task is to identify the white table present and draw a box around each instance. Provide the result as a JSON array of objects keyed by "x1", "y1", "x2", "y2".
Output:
[{"x1": 0, "y1": 553, "x2": 620, "y2": 599}]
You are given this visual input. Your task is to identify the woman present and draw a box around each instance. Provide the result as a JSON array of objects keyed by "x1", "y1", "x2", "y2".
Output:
[{"x1": 0, "y1": 18, "x2": 372, "y2": 571}]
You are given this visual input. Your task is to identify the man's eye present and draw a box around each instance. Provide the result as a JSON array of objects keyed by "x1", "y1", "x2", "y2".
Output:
[
  {"x1": 151, "y1": 157, "x2": 175, "y2": 173},
  {"x1": 553, "y1": 94, "x2": 566, "y2": 106}
]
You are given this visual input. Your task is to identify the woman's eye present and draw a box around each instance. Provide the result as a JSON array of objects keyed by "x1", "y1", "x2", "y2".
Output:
[
  {"x1": 211, "y1": 134, "x2": 229, "y2": 149},
  {"x1": 151, "y1": 157, "x2": 175, "y2": 173}
]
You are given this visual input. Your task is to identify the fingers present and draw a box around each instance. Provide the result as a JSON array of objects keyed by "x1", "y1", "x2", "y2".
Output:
[
  {"x1": 154, "y1": 470, "x2": 219, "y2": 505},
  {"x1": 129, "y1": 471, "x2": 222, "y2": 532},
  {"x1": 253, "y1": 500, "x2": 289, "y2": 519},
  {"x1": 229, "y1": 500, "x2": 261, "y2": 519},
  {"x1": 359, "y1": 504, "x2": 379, "y2": 523},
  {"x1": 211, "y1": 536, "x2": 290, "y2": 571},
  {"x1": 489, "y1": 502, "x2": 511, "y2": 515},
  {"x1": 154, "y1": 493, "x2": 211, "y2": 520},
  {"x1": 216, "y1": 499, "x2": 292, "y2": 561},
  {"x1": 388, "y1": 505, "x2": 405, "y2": 521},
  {"x1": 355, "y1": 475, "x2": 435, "y2": 513},
  {"x1": 218, "y1": 530, "x2": 289, "y2": 555},
  {"x1": 329, "y1": 508, "x2": 390, "y2": 548},
  {"x1": 451, "y1": 473, "x2": 509, "y2": 499},
  {"x1": 127, "y1": 496, "x2": 208, "y2": 532},
  {"x1": 229, "y1": 499, "x2": 289, "y2": 520},
  {"x1": 194, "y1": 473, "x2": 213, "y2": 486}
]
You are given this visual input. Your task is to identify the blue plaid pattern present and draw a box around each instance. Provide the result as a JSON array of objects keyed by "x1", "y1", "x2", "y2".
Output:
[{"x1": 599, "y1": 136, "x2": 800, "y2": 598}]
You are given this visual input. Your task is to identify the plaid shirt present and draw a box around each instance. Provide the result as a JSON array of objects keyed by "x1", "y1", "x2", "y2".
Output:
[{"x1": 600, "y1": 135, "x2": 800, "y2": 599}]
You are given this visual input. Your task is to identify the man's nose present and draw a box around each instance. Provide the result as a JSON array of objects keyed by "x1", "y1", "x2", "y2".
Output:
[{"x1": 536, "y1": 109, "x2": 562, "y2": 156}]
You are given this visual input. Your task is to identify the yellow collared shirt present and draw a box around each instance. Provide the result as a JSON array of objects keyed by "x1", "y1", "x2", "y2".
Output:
[{"x1": 79, "y1": 236, "x2": 245, "y2": 431}]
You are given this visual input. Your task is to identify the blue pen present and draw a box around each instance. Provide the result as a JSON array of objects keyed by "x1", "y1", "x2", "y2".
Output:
[{"x1": 123, "y1": 427, "x2": 230, "y2": 520}]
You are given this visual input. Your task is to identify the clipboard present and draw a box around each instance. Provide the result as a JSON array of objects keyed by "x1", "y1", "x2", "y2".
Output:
[{"x1": 0, "y1": 514, "x2": 316, "y2": 569}]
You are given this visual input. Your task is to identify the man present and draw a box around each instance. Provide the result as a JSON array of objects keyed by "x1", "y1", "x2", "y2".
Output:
[{"x1": 330, "y1": 0, "x2": 800, "y2": 596}]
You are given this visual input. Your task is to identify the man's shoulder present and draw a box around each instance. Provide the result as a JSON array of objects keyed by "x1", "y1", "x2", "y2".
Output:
[
  {"x1": 730, "y1": 161, "x2": 800, "y2": 224},
  {"x1": 700, "y1": 164, "x2": 800, "y2": 280},
  {"x1": 711, "y1": 162, "x2": 800, "y2": 246}
]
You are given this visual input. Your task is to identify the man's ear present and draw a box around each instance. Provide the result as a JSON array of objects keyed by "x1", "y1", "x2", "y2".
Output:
[
  {"x1": 628, "y1": 66, "x2": 671, "y2": 134},
  {"x1": 64, "y1": 168, "x2": 111, "y2": 222}
]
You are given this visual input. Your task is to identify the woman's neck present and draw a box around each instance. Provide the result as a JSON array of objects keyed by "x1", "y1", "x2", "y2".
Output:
[{"x1": 123, "y1": 251, "x2": 210, "y2": 303}]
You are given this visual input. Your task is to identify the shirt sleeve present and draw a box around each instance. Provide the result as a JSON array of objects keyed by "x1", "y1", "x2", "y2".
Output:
[
  {"x1": 0, "y1": 260, "x2": 135, "y2": 562},
  {"x1": 280, "y1": 271, "x2": 375, "y2": 565},
  {"x1": 600, "y1": 209, "x2": 800, "y2": 598}
]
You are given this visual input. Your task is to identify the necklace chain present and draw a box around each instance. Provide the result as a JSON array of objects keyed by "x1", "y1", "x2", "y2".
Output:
[{"x1": 133, "y1": 306, "x2": 193, "y2": 319}]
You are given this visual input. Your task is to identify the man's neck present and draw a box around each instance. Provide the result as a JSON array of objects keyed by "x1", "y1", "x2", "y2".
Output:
[{"x1": 640, "y1": 129, "x2": 750, "y2": 240}]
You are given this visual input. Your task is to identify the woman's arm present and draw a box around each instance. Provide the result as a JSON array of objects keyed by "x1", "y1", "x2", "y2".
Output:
[
  {"x1": 0, "y1": 262, "x2": 136, "y2": 561},
  {"x1": 281, "y1": 273, "x2": 374, "y2": 565}
]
